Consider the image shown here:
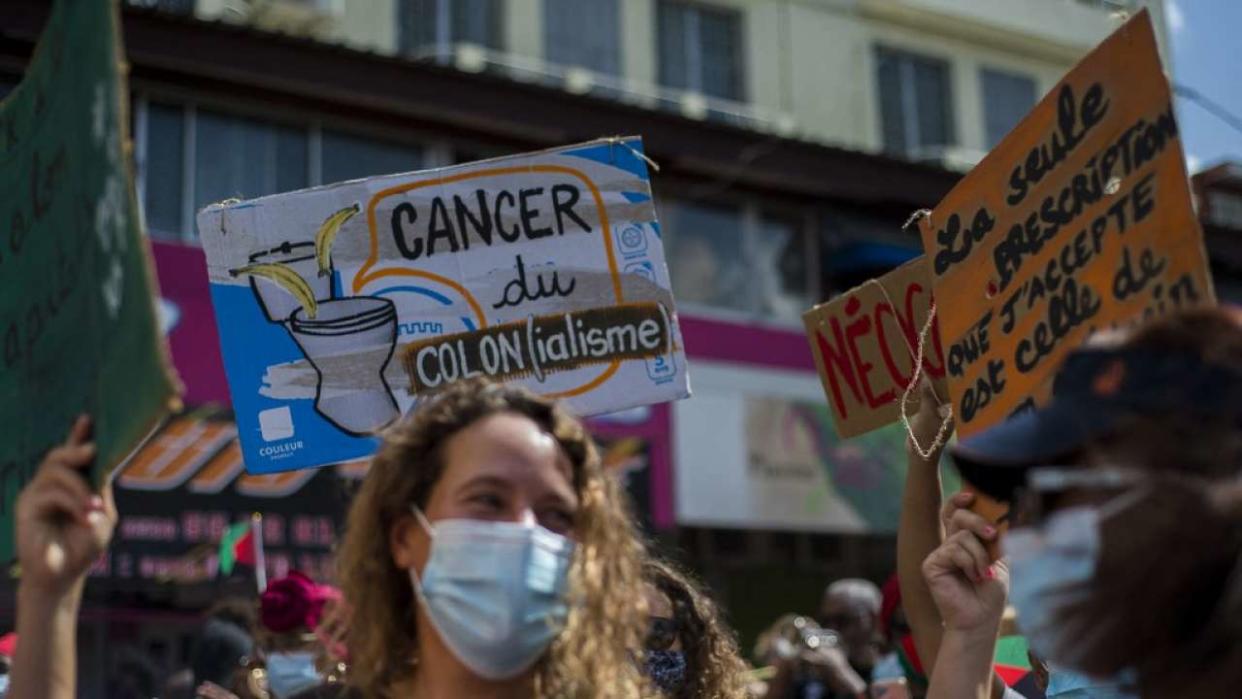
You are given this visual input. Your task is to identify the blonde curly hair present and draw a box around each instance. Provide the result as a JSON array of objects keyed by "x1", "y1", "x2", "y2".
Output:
[
  {"x1": 645, "y1": 559, "x2": 751, "y2": 699},
  {"x1": 337, "y1": 380, "x2": 654, "y2": 698}
]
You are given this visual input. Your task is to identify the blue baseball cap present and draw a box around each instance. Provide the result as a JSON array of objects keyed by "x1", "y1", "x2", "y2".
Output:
[{"x1": 952, "y1": 345, "x2": 1242, "y2": 501}]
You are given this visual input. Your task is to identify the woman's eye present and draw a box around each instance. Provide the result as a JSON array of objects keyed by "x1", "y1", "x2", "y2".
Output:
[
  {"x1": 540, "y1": 509, "x2": 576, "y2": 533},
  {"x1": 470, "y1": 493, "x2": 505, "y2": 511}
]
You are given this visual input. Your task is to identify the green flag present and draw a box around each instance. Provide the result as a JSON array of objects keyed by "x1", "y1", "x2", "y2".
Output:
[
  {"x1": 218, "y1": 521, "x2": 251, "y2": 576},
  {"x1": 0, "y1": 0, "x2": 179, "y2": 560}
]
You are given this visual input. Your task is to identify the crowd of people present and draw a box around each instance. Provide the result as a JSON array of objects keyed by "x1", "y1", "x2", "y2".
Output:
[{"x1": 5, "y1": 306, "x2": 1240, "y2": 698}]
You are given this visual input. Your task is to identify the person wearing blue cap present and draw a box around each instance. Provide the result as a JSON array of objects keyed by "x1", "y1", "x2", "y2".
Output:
[{"x1": 925, "y1": 307, "x2": 1242, "y2": 699}]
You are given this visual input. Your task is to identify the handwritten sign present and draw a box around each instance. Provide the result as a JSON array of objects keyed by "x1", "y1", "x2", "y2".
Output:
[
  {"x1": 0, "y1": 0, "x2": 179, "y2": 559},
  {"x1": 198, "y1": 138, "x2": 688, "y2": 473},
  {"x1": 803, "y1": 257, "x2": 948, "y2": 438},
  {"x1": 918, "y1": 10, "x2": 1213, "y2": 437}
]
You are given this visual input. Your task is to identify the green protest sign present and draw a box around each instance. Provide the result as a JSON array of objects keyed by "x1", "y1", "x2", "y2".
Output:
[{"x1": 0, "y1": 0, "x2": 179, "y2": 560}]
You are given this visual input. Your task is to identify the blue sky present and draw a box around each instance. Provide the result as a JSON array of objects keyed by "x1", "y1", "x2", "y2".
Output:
[{"x1": 1168, "y1": 0, "x2": 1242, "y2": 172}]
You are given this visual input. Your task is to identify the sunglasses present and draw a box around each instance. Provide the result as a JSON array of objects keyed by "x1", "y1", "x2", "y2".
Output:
[
  {"x1": 646, "y1": 616, "x2": 680, "y2": 651},
  {"x1": 1013, "y1": 467, "x2": 1144, "y2": 525}
]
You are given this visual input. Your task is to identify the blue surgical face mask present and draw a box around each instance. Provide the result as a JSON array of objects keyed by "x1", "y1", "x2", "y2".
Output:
[
  {"x1": 1047, "y1": 666, "x2": 1139, "y2": 699},
  {"x1": 645, "y1": 649, "x2": 687, "y2": 694},
  {"x1": 410, "y1": 507, "x2": 575, "y2": 680},
  {"x1": 1004, "y1": 505, "x2": 1100, "y2": 663},
  {"x1": 1005, "y1": 487, "x2": 1148, "y2": 669},
  {"x1": 265, "y1": 651, "x2": 321, "y2": 698}
]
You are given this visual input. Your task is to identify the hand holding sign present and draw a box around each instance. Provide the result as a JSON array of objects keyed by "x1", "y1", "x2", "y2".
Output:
[
  {"x1": 917, "y1": 10, "x2": 1213, "y2": 437},
  {"x1": 15, "y1": 416, "x2": 116, "y2": 598}
]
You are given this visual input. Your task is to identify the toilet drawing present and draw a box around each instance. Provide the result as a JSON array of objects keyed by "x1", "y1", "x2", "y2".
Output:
[
  {"x1": 246, "y1": 241, "x2": 333, "y2": 323},
  {"x1": 235, "y1": 234, "x2": 401, "y2": 437},
  {"x1": 287, "y1": 296, "x2": 400, "y2": 436}
]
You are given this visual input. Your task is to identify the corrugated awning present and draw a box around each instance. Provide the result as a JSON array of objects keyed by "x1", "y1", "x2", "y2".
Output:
[{"x1": 115, "y1": 410, "x2": 366, "y2": 498}]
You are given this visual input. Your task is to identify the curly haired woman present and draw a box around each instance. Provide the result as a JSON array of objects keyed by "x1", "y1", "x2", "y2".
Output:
[
  {"x1": 643, "y1": 558, "x2": 750, "y2": 698},
  {"x1": 337, "y1": 379, "x2": 655, "y2": 698}
]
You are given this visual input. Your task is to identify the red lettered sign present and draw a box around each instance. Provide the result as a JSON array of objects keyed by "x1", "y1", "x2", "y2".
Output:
[{"x1": 803, "y1": 257, "x2": 949, "y2": 437}]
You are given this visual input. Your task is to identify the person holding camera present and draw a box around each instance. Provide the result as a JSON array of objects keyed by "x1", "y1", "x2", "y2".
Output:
[{"x1": 761, "y1": 579, "x2": 884, "y2": 698}]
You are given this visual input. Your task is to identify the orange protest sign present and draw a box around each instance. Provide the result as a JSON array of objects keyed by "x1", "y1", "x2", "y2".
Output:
[
  {"x1": 803, "y1": 257, "x2": 949, "y2": 438},
  {"x1": 918, "y1": 10, "x2": 1214, "y2": 437}
]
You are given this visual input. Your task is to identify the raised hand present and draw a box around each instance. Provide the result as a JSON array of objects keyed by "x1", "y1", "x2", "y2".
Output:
[
  {"x1": 15, "y1": 416, "x2": 116, "y2": 596},
  {"x1": 922, "y1": 491, "x2": 1006, "y2": 634}
]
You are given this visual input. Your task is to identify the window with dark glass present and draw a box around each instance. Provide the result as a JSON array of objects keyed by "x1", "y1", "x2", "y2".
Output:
[
  {"x1": 142, "y1": 102, "x2": 185, "y2": 238},
  {"x1": 321, "y1": 130, "x2": 423, "y2": 184},
  {"x1": 398, "y1": 0, "x2": 505, "y2": 56},
  {"x1": 662, "y1": 200, "x2": 749, "y2": 310},
  {"x1": 755, "y1": 213, "x2": 811, "y2": 319},
  {"x1": 981, "y1": 67, "x2": 1037, "y2": 149},
  {"x1": 193, "y1": 110, "x2": 308, "y2": 218},
  {"x1": 658, "y1": 1, "x2": 744, "y2": 101},
  {"x1": 876, "y1": 46, "x2": 954, "y2": 157},
  {"x1": 545, "y1": 0, "x2": 621, "y2": 75}
]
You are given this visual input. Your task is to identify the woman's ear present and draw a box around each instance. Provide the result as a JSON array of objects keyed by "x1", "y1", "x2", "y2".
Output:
[{"x1": 389, "y1": 512, "x2": 427, "y2": 571}]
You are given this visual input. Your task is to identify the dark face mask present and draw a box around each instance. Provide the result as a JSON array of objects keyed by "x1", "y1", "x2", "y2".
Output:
[{"x1": 645, "y1": 649, "x2": 687, "y2": 694}]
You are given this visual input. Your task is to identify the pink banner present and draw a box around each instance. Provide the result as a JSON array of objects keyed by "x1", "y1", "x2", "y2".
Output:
[{"x1": 151, "y1": 241, "x2": 230, "y2": 405}]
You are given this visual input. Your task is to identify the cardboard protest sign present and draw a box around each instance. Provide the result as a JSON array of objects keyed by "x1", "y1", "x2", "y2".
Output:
[
  {"x1": 198, "y1": 138, "x2": 688, "y2": 473},
  {"x1": 918, "y1": 10, "x2": 1213, "y2": 437},
  {"x1": 803, "y1": 257, "x2": 948, "y2": 438},
  {"x1": 0, "y1": 0, "x2": 180, "y2": 558}
]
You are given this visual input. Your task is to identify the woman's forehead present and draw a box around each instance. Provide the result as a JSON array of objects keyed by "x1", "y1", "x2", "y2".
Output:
[{"x1": 438, "y1": 414, "x2": 575, "y2": 492}]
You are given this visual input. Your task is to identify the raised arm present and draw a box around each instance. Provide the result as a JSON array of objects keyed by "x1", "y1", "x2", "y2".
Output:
[
  {"x1": 11, "y1": 416, "x2": 117, "y2": 699},
  {"x1": 896, "y1": 379, "x2": 951, "y2": 671},
  {"x1": 922, "y1": 519, "x2": 1008, "y2": 699}
]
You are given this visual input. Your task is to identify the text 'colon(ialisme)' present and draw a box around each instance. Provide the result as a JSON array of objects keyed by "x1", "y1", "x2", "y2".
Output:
[{"x1": 401, "y1": 302, "x2": 673, "y2": 393}]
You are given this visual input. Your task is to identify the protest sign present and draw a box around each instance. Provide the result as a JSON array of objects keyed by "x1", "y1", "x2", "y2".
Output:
[
  {"x1": 917, "y1": 10, "x2": 1213, "y2": 437},
  {"x1": 803, "y1": 257, "x2": 948, "y2": 438},
  {"x1": 0, "y1": 0, "x2": 180, "y2": 559},
  {"x1": 198, "y1": 138, "x2": 688, "y2": 473}
]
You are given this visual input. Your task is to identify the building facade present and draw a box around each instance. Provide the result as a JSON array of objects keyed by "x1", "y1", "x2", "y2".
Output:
[
  {"x1": 182, "y1": 0, "x2": 1171, "y2": 167},
  {"x1": 0, "y1": 0, "x2": 1199, "y2": 686}
]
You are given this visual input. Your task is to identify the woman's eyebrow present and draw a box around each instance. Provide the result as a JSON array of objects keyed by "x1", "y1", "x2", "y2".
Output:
[{"x1": 454, "y1": 474, "x2": 512, "y2": 494}]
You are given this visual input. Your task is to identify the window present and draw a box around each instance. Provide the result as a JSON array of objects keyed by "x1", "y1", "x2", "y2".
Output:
[
  {"x1": 142, "y1": 103, "x2": 185, "y2": 238},
  {"x1": 981, "y1": 68, "x2": 1036, "y2": 149},
  {"x1": 664, "y1": 201, "x2": 749, "y2": 310},
  {"x1": 876, "y1": 47, "x2": 954, "y2": 158},
  {"x1": 321, "y1": 129, "x2": 423, "y2": 184},
  {"x1": 755, "y1": 213, "x2": 811, "y2": 318},
  {"x1": 398, "y1": 0, "x2": 505, "y2": 57},
  {"x1": 138, "y1": 101, "x2": 428, "y2": 241},
  {"x1": 1208, "y1": 190, "x2": 1242, "y2": 229},
  {"x1": 545, "y1": 0, "x2": 621, "y2": 75},
  {"x1": 658, "y1": 1, "x2": 744, "y2": 101},
  {"x1": 661, "y1": 200, "x2": 812, "y2": 320},
  {"x1": 194, "y1": 109, "x2": 308, "y2": 216}
]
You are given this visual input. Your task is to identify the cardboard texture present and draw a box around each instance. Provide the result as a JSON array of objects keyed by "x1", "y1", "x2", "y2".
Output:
[
  {"x1": 803, "y1": 257, "x2": 949, "y2": 438},
  {"x1": 198, "y1": 138, "x2": 689, "y2": 473},
  {"x1": 0, "y1": 0, "x2": 179, "y2": 559},
  {"x1": 917, "y1": 10, "x2": 1214, "y2": 437}
]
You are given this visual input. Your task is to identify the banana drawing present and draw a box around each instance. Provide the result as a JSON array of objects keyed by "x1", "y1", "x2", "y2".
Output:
[
  {"x1": 231, "y1": 262, "x2": 319, "y2": 319},
  {"x1": 314, "y1": 203, "x2": 360, "y2": 278}
]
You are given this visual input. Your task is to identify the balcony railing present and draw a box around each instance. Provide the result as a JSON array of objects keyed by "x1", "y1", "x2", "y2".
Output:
[{"x1": 403, "y1": 42, "x2": 799, "y2": 139}]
